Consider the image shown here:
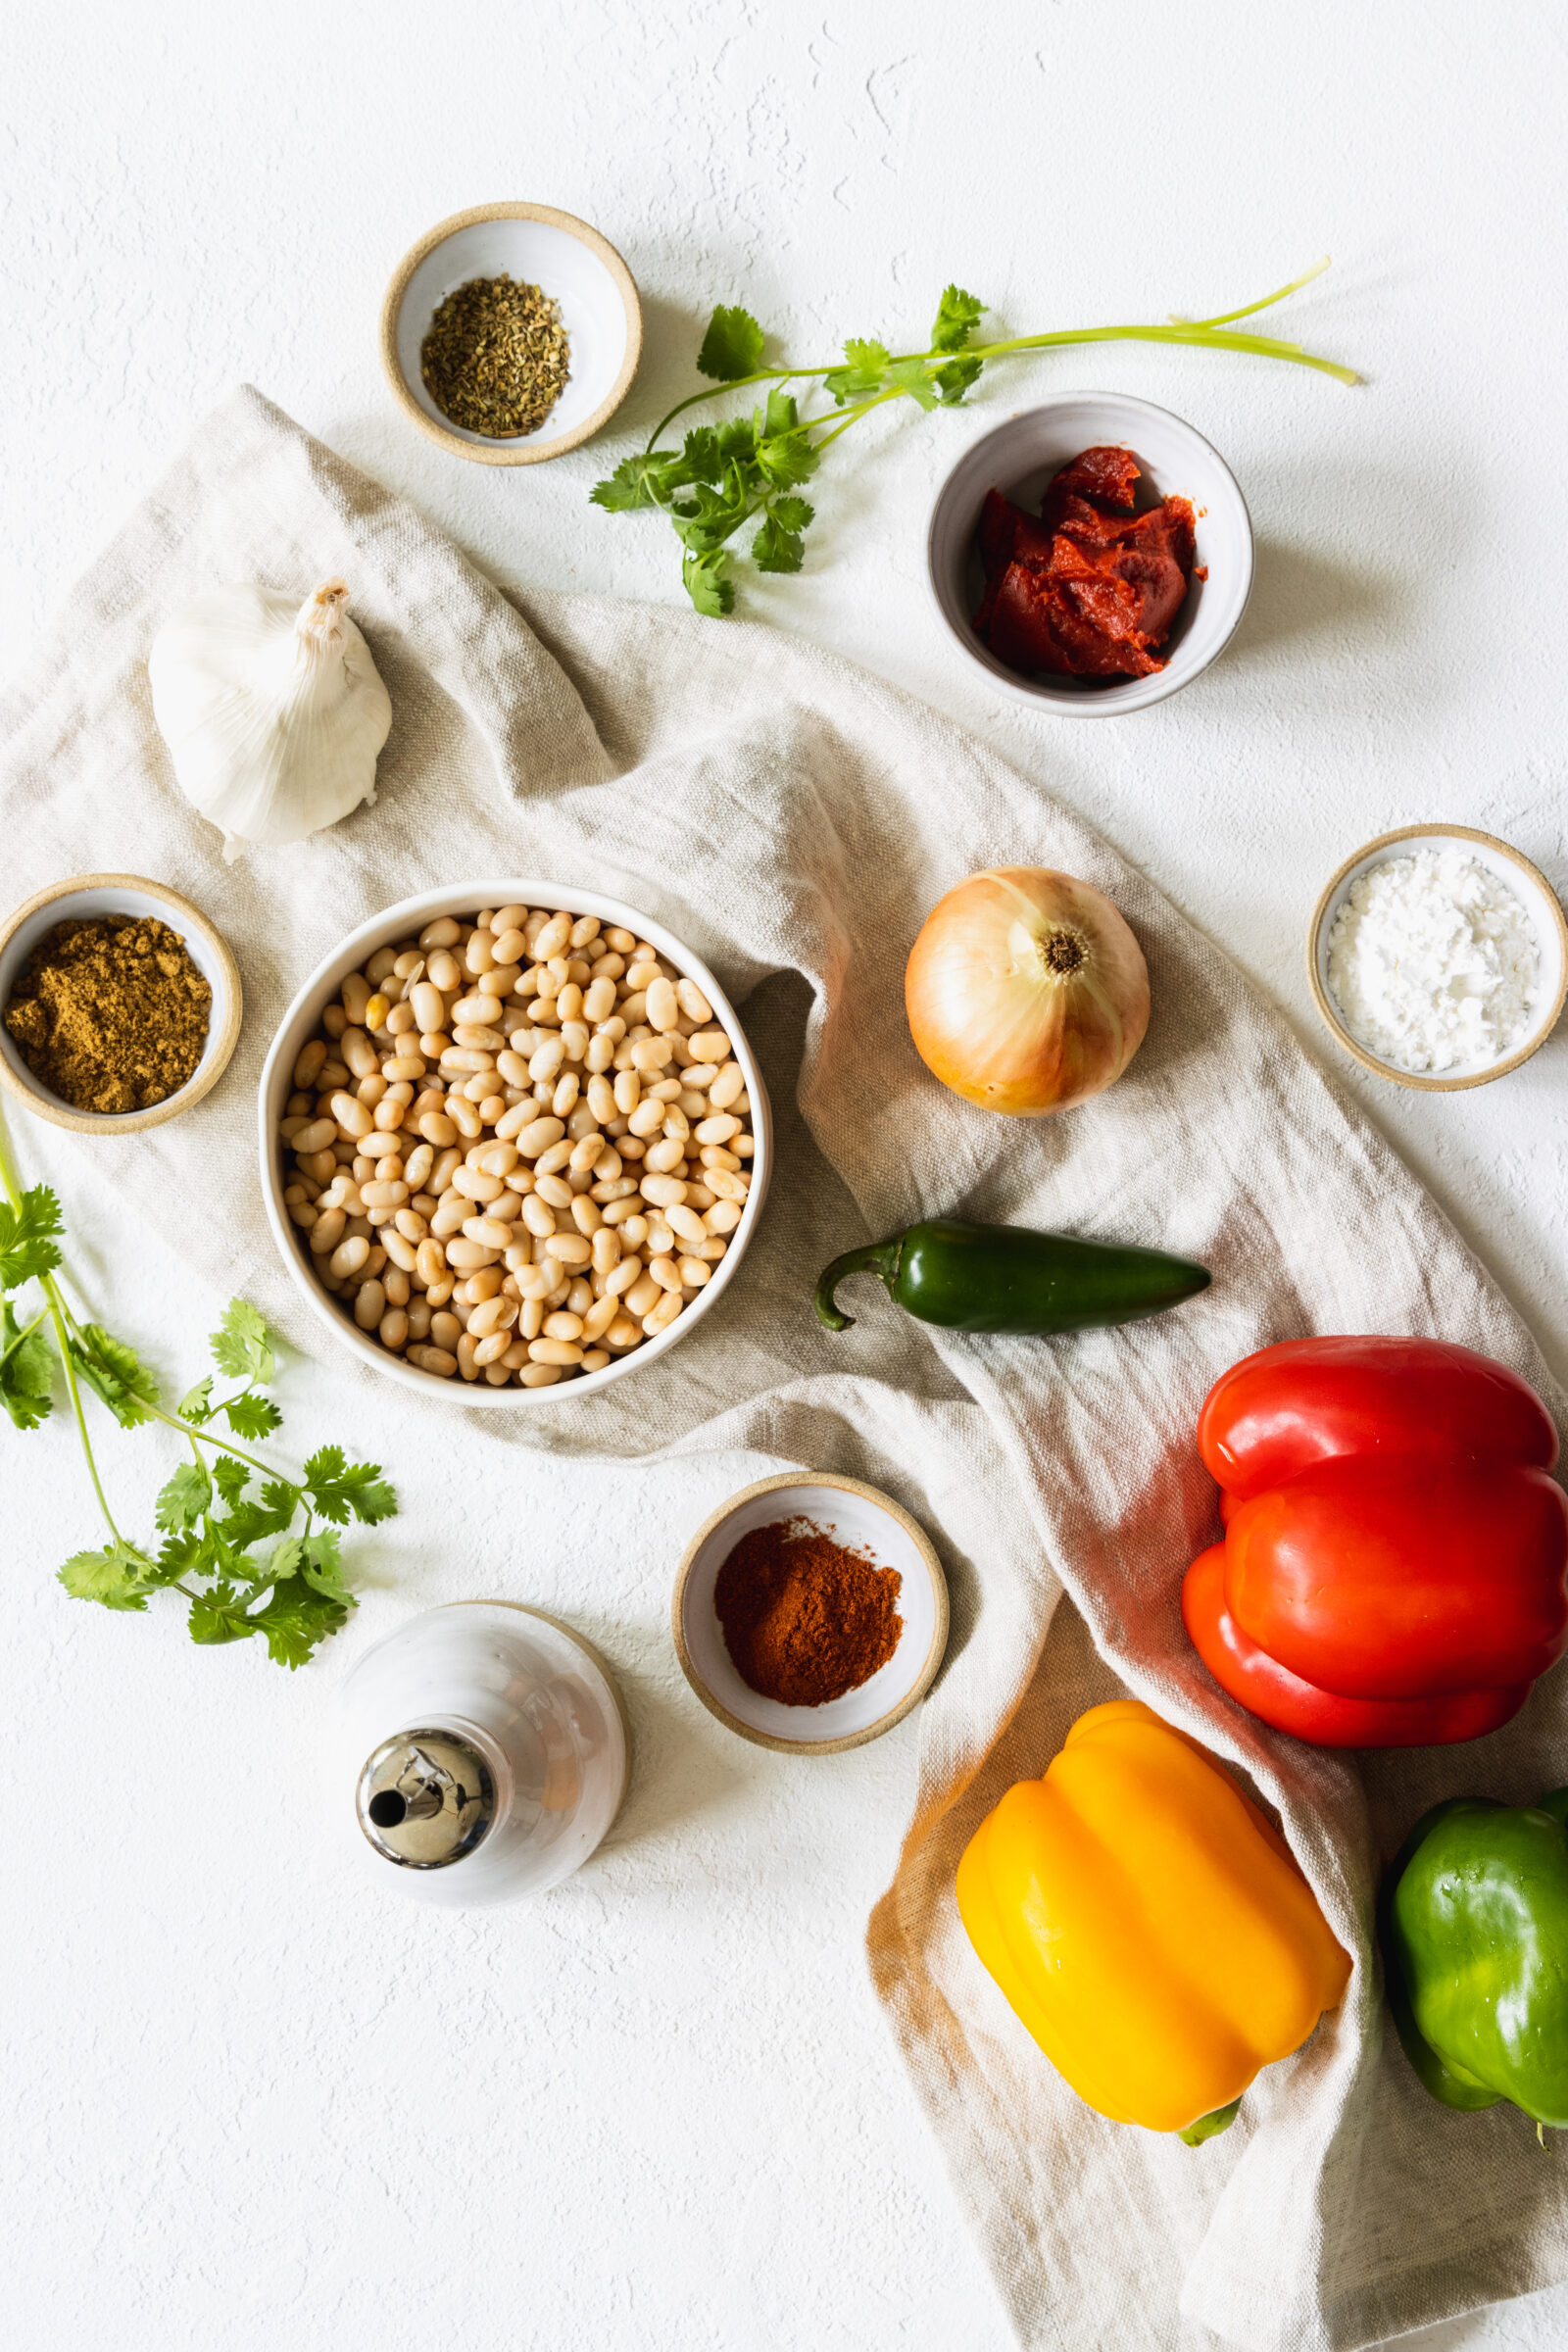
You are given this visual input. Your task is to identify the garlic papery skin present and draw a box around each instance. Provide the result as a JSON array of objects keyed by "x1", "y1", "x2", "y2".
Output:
[{"x1": 148, "y1": 578, "x2": 393, "y2": 861}]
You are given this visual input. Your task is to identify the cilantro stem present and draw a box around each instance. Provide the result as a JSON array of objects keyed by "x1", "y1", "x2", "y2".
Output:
[
  {"x1": 0, "y1": 1111, "x2": 122, "y2": 1542},
  {"x1": 48, "y1": 1283, "x2": 121, "y2": 1539},
  {"x1": 642, "y1": 260, "x2": 1355, "y2": 458},
  {"x1": 141, "y1": 1397, "x2": 281, "y2": 1482},
  {"x1": 1172, "y1": 255, "x2": 1333, "y2": 332},
  {"x1": 40, "y1": 1280, "x2": 283, "y2": 1483}
]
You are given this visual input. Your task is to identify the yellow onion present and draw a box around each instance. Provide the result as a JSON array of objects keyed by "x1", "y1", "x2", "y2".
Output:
[{"x1": 905, "y1": 865, "x2": 1150, "y2": 1115}]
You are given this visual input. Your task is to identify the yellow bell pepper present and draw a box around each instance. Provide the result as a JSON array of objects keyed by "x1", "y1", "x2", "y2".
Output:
[{"x1": 956, "y1": 1699, "x2": 1351, "y2": 2141}]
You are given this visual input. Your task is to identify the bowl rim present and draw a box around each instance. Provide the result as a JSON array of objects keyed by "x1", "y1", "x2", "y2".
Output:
[
  {"x1": 670, "y1": 1471, "x2": 951, "y2": 1755},
  {"x1": 0, "y1": 872, "x2": 243, "y2": 1133},
  {"x1": 924, "y1": 389, "x2": 1254, "y2": 718},
  {"x1": 1306, "y1": 824, "x2": 1568, "y2": 1093},
  {"x1": 257, "y1": 877, "x2": 771, "y2": 1406},
  {"x1": 378, "y1": 201, "x2": 643, "y2": 467}
]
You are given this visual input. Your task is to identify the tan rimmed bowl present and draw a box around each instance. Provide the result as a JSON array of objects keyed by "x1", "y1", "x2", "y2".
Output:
[
  {"x1": 0, "y1": 874, "x2": 242, "y2": 1134},
  {"x1": 1307, "y1": 825, "x2": 1568, "y2": 1092},
  {"x1": 672, "y1": 1473, "x2": 950, "y2": 1755},
  {"x1": 380, "y1": 202, "x2": 642, "y2": 466}
]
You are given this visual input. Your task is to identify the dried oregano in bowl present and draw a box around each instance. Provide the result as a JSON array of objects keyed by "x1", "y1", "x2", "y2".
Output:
[{"x1": 420, "y1": 274, "x2": 570, "y2": 439}]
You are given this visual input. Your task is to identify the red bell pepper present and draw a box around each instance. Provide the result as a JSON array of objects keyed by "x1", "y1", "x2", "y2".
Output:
[{"x1": 1181, "y1": 1336, "x2": 1568, "y2": 1748}]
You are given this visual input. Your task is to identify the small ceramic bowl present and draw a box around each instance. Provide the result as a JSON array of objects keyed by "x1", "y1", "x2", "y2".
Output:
[
  {"x1": 258, "y1": 879, "x2": 771, "y2": 1406},
  {"x1": 0, "y1": 873, "x2": 242, "y2": 1134},
  {"x1": 1307, "y1": 824, "x2": 1568, "y2": 1092},
  {"x1": 672, "y1": 1472, "x2": 950, "y2": 1754},
  {"x1": 380, "y1": 202, "x2": 642, "y2": 466},
  {"x1": 926, "y1": 392, "x2": 1253, "y2": 717}
]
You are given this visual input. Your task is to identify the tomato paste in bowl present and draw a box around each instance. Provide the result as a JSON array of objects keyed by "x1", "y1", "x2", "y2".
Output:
[
  {"x1": 925, "y1": 393, "x2": 1253, "y2": 717},
  {"x1": 975, "y1": 447, "x2": 1198, "y2": 681}
]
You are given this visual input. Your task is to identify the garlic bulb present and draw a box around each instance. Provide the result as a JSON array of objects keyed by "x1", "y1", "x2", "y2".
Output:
[{"x1": 148, "y1": 578, "x2": 392, "y2": 861}]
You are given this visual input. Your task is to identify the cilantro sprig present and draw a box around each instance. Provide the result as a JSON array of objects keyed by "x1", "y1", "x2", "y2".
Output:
[
  {"x1": 0, "y1": 1113, "x2": 395, "y2": 1669},
  {"x1": 592, "y1": 260, "x2": 1355, "y2": 615}
]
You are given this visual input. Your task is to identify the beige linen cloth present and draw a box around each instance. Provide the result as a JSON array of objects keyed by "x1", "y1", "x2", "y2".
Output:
[{"x1": 4, "y1": 388, "x2": 1566, "y2": 2351}]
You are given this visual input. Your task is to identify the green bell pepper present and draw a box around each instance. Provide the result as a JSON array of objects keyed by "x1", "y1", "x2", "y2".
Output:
[
  {"x1": 1380, "y1": 1788, "x2": 1568, "y2": 2129},
  {"x1": 813, "y1": 1217, "x2": 1211, "y2": 1336}
]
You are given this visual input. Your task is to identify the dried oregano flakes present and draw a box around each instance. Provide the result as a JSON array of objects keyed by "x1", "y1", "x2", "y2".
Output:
[{"x1": 420, "y1": 274, "x2": 571, "y2": 439}]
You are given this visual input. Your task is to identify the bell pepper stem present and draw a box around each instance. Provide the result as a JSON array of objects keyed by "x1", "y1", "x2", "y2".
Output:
[
  {"x1": 1178, "y1": 2098, "x2": 1242, "y2": 2147},
  {"x1": 813, "y1": 1237, "x2": 905, "y2": 1332}
]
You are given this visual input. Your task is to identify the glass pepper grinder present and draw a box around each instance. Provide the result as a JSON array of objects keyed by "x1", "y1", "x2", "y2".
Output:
[{"x1": 334, "y1": 1601, "x2": 629, "y2": 1905}]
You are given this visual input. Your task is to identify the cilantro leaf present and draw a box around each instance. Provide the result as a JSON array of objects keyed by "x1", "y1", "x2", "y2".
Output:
[
  {"x1": 212, "y1": 1454, "x2": 249, "y2": 1508},
  {"x1": 221, "y1": 1391, "x2": 283, "y2": 1440},
  {"x1": 681, "y1": 550, "x2": 735, "y2": 616},
  {"x1": 752, "y1": 395, "x2": 817, "y2": 490},
  {"x1": 0, "y1": 1300, "x2": 53, "y2": 1430},
  {"x1": 178, "y1": 1375, "x2": 214, "y2": 1427},
  {"x1": 251, "y1": 1578, "x2": 351, "y2": 1670},
  {"x1": 670, "y1": 479, "x2": 754, "y2": 556},
  {"x1": 679, "y1": 426, "x2": 724, "y2": 485},
  {"x1": 755, "y1": 432, "x2": 816, "y2": 490},
  {"x1": 0, "y1": 1185, "x2": 64, "y2": 1293},
  {"x1": 697, "y1": 305, "x2": 766, "y2": 382},
  {"x1": 186, "y1": 1581, "x2": 258, "y2": 1646},
  {"x1": 930, "y1": 284, "x2": 986, "y2": 354},
  {"x1": 301, "y1": 1527, "x2": 352, "y2": 1599},
  {"x1": 211, "y1": 1299, "x2": 274, "y2": 1386},
  {"x1": 715, "y1": 417, "x2": 757, "y2": 466},
  {"x1": 932, "y1": 353, "x2": 983, "y2": 406},
  {"x1": 304, "y1": 1446, "x2": 397, "y2": 1527},
  {"x1": 153, "y1": 1528, "x2": 207, "y2": 1586},
  {"x1": 58, "y1": 1540, "x2": 157, "y2": 1612},
  {"x1": 70, "y1": 1323, "x2": 159, "y2": 1427},
  {"x1": 824, "y1": 337, "x2": 892, "y2": 403},
  {"x1": 753, "y1": 506, "x2": 811, "y2": 574},
  {"x1": 220, "y1": 1487, "x2": 299, "y2": 1550},
  {"x1": 155, "y1": 1458, "x2": 212, "y2": 1533},
  {"x1": 591, "y1": 453, "x2": 676, "y2": 513},
  {"x1": 885, "y1": 357, "x2": 941, "y2": 414},
  {"x1": 268, "y1": 1534, "x2": 305, "y2": 1584}
]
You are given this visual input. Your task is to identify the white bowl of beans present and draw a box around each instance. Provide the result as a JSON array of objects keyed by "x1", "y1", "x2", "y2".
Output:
[{"x1": 258, "y1": 883, "x2": 770, "y2": 1402}]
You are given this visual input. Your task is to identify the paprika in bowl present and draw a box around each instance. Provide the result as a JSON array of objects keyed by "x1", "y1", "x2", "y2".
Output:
[{"x1": 671, "y1": 1472, "x2": 950, "y2": 1754}]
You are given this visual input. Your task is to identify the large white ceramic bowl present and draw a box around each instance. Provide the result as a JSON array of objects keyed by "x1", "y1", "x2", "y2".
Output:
[
  {"x1": 1307, "y1": 824, "x2": 1568, "y2": 1091},
  {"x1": 926, "y1": 392, "x2": 1253, "y2": 716},
  {"x1": 379, "y1": 202, "x2": 642, "y2": 466},
  {"x1": 259, "y1": 880, "x2": 771, "y2": 1406}
]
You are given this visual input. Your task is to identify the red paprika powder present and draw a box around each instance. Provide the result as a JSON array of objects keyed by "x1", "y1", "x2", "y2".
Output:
[{"x1": 714, "y1": 1518, "x2": 904, "y2": 1706}]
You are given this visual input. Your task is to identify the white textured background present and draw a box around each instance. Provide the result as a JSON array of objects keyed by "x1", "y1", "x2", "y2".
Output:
[{"x1": 3, "y1": 4, "x2": 1566, "y2": 2348}]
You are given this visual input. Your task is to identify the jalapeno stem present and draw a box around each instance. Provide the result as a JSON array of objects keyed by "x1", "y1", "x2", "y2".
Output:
[{"x1": 813, "y1": 1237, "x2": 905, "y2": 1331}]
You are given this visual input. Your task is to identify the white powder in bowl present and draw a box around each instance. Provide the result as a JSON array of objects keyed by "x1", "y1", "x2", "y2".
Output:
[{"x1": 1324, "y1": 847, "x2": 1542, "y2": 1074}]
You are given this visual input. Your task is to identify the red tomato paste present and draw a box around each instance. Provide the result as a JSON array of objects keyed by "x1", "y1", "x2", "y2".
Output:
[{"x1": 974, "y1": 446, "x2": 1196, "y2": 680}]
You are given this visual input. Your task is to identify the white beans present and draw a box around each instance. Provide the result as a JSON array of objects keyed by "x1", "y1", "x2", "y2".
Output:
[{"x1": 282, "y1": 907, "x2": 759, "y2": 1386}]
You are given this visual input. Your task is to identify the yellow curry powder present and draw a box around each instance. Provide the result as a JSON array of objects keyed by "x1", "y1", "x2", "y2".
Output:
[{"x1": 4, "y1": 913, "x2": 212, "y2": 1114}]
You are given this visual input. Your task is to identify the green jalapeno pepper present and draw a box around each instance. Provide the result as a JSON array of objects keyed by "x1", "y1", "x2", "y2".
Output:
[{"x1": 813, "y1": 1217, "x2": 1211, "y2": 1336}]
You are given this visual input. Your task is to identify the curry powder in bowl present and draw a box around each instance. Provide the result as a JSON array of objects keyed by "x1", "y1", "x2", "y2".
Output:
[{"x1": 4, "y1": 912, "x2": 212, "y2": 1114}]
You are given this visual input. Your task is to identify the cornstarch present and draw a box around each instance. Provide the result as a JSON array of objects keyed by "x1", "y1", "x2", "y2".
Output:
[{"x1": 1325, "y1": 847, "x2": 1542, "y2": 1074}]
